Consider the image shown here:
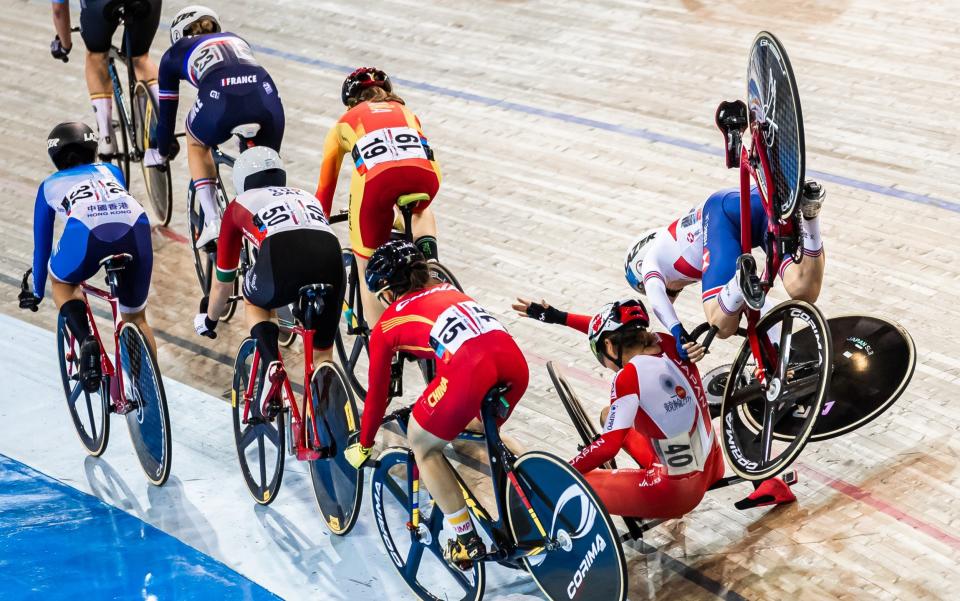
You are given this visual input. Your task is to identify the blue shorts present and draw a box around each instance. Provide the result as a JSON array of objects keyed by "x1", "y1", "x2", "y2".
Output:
[
  {"x1": 701, "y1": 187, "x2": 768, "y2": 302},
  {"x1": 187, "y1": 73, "x2": 285, "y2": 151},
  {"x1": 50, "y1": 215, "x2": 153, "y2": 313}
]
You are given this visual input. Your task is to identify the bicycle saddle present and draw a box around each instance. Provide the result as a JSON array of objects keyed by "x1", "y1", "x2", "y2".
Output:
[
  {"x1": 103, "y1": 0, "x2": 150, "y2": 23},
  {"x1": 99, "y1": 253, "x2": 133, "y2": 272},
  {"x1": 396, "y1": 193, "x2": 430, "y2": 208},
  {"x1": 231, "y1": 123, "x2": 262, "y2": 140},
  {"x1": 294, "y1": 283, "x2": 332, "y2": 329}
]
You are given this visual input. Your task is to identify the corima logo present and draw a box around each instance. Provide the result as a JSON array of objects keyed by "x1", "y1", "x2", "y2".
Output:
[
  {"x1": 567, "y1": 534, "x2": 607, "y2": 599},
  {"x1": 373, "y1": 482, "x2": 403, "y2": 568}
]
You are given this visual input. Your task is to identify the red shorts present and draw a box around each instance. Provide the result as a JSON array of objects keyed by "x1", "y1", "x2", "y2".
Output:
[
  {"x1": 412, "y1": 331, "x2": 529, "y2": 441},
  {"x1": 349, "y1": 164, "x2": 440, "y2": 258},
  {"x1": 584, "y1": 437, "x2": 725, "y2": 519}
]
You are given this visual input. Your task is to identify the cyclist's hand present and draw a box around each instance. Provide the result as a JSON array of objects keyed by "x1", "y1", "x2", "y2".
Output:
[
  {"x1": 670, "y1": 324, "x2": 694, "y2": 361},
  {"x1": 194, "y1": 312, "x2": 218, "y2": 339},
  {"x1": 683, "y1": 340, "x2": 706, "y2": 363},
  {"x1": 143, "y1": 148, "x2": 167, "y2": 168},
  {"x1": 18, "y1": 290, "x2": 40, "y2": 312},
  {"x1": 512, "y1": 297, "x2": 567, "y2": 325},
  {"x1": 50, "y1": 35, "x2": 71, "y2": 63},
  {"x1": 344, "y1": 442, "x2": 372, "y2": 469}
]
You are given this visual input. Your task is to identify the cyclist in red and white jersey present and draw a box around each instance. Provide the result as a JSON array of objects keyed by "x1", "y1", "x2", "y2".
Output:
[
  {"x1": 194, "y1": 147, "x2": 344, "y2": 403},
  {"x1": 343, "y1": 240, "x2": 529, "y2": 569}
]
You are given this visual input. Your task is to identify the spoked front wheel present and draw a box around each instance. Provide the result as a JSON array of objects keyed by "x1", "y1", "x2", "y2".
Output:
[
  {"x1": 133, "y1": 81, "x2": 173, "y2": 226},
  {"x1": 231, "y1": 338, "x2": 285, "y2": 504},
  {"x1": 506, "y1": 451, "x2": 627, "y2": 601},
  {"x1": 307, "y1": 362, "x2": 362, "y2": 535},
  {"x1": 371, "y1": 448, "x2": 485, "y2": 601},
  {"x1": 720, "y1": 300, "x2": 832, "y2": 480},
  {"x1": 118, "y1": 323, "x2": 172, "y2": 486},
  {"x1": 57, "y1": 315, "x2": 110, "y2": 456},
  {"x1": 335, "y1": 249, "x2": 370, "y2": 398}
]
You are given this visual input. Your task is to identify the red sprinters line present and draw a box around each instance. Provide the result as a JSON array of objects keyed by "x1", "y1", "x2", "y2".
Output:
[
  {"x1": 153, "y1": 226, "x2": 190, "y2": 244},
  {"x1": 799, "y1": 463, "x2": 960, "y2": 551}
]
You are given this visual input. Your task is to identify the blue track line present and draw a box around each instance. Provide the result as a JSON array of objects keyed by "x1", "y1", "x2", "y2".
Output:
[{"x1": 249, "y1": 44, "x2": 960, "y2": 215}]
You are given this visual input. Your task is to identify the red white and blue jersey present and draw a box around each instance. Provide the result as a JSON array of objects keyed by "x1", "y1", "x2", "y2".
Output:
[
  {"x1": 156, "y1": 32, "x2": 268, "y2": 154},
  {"x1": 32, "y1": 163, "x2": 145, "y2": 297},
  {"x1": 215, "y1": 187, "x2": 332, "y2": 283},
  {"x1": 570, "y1": 334, "x2": 715, "y2": 475}
]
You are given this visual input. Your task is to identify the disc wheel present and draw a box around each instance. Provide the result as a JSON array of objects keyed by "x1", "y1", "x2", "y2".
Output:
[
  {"x1": 371, "y1": 448, "x2": 484, "y2": 601},
  {"x1": 720, "y1": 300, "x2": 832, "y2": 480},
  {"x1": 133, "y1": 81, "x2": 172, "y2": 226},
  {"x1": 231, "y1": 338, "x2": 285, "y2": 504},
  {"x1": 57, "y1": 315, "x2": 110, "y2": 456},
  {"x1": 307, "y1": 362, "x2": 362, "y2": 535},
  {"x1": 506, "y1": 451, "x2": 627, "y2": 601},
  {"x1": 118, "y1": 323, "x2": 172, "y2": 485}
]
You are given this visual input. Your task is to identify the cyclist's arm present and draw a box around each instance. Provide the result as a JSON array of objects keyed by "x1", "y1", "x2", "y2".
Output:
[
  {"x1": 643, "y1": 272, "x2": 682, "y2": 332},
  {"x1": 31, "y1": 185, "x2": 55, "y2": 299},
  {"x1": 155, "y1": 49, "x2": 182, "y2": 156},
  {"x1": 50, "y1": 1, "x2": 72, "y2": 50},
  {"x1": 315, "y1": 123, "x2": 348, "y2": 218},
  {"x1": 359, "y1": 327, "x2": 392, "y2": 448},
  {"x1": 569, "y1": 364, "x2": 640, "y2": 473},
  {"x1": 564, "y1": 313, "x2": 592, "y2": 334}
]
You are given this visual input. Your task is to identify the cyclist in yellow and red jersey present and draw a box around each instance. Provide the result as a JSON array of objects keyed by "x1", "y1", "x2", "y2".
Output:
[{"x1": 315, "y1": 67, "x2": 442, "y2": 325}]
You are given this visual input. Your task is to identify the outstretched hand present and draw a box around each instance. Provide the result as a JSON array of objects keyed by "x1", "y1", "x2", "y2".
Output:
[{"x1": 512, "y1": 297, "x2": 567, "y2": 325}]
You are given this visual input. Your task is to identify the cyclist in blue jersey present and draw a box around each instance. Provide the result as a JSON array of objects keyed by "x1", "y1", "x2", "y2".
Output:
[
  {"x1": 50, "y1": 0, "x2": 162, "y2": 159},
  {"x1": 144, "y1": 6, "x2": 285, "y2": 248},
  {"x1": 20, "y1": 122, "x2": 156, "y2": 392}
]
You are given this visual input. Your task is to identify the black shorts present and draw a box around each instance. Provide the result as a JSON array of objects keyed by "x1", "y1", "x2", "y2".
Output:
[
  {"x1": 80, "y1": 0, "x2": 161, "y2": 56},
  {"x1": 243, "y1": 229, "x2": 344, "y2": 349}
]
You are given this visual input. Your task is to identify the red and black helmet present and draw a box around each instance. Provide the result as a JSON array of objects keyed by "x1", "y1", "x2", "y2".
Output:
[
  {"x1": 588, "y1": 299, "x2": 650, "y2": 367},
  {"x1": 341, "y1": 67, "x2": 393, "y2": 106}
]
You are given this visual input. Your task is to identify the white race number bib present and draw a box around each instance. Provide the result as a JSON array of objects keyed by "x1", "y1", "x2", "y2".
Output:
[
  {"x1": 352, "y1": 127, "x2": 428, "y2": 173},
  {"x1": 254, "y1": 190, "x2": 332, "y2": 237},
  {"x1": 429, "y1": 301, "x2": 506, "y2": 358}
]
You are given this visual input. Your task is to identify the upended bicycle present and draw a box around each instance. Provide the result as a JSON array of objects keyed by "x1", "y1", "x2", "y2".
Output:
[
  {"x1": 368, "y1": 385, "x2": 627, "y2": 601},
  {"x1": 333, "y1": 193, "x2": 463, "y2": 399},
  {"x1": 23, "y1": 255, "x2": 172, "y2": 485}
]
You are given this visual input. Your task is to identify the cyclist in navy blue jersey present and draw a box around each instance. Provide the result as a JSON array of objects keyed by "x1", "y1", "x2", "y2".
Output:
[{"x1": 144, "y1": 5, "x2": 285, "y2": 248}]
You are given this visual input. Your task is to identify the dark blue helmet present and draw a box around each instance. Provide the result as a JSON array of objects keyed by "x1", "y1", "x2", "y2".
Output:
[{"x1": 365, "y1": 240, "x2": 425, "y2": 294}]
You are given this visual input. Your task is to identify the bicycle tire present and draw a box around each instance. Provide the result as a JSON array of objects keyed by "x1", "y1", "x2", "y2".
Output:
[
  {"x1": 505, "y1": 451, "x2": 627, "y2": 601},
  {"x1": 231, "y1": 338, "x2": 285, "y2": 504},
  {"x1": 107, "y1": 56, "x2": 132, "y2": 183},
  {"x1": 307, "y1": 362, "x2": 363, "y2": 535},
  {"x1": 57, "y1": 314, "x2": 110, "y2": 457},
  {"x1": 132, "y1": 81, "x2": 173, "y2": 226},
  {"x1": 118, "y1": 322, "x2": 172, "y2": 486},
  {"x1": 188, "y1": 180, "x2": 239, "y2": 322},
  {"x1": 277, "y1": 304, "x2": 297, "y2": 347},
  {"x1": 336, "y1": 249, "x2": 370, "y2": 399},
  {"x1": 546, "y1": 361, "x2": 603, "y2": 449},
  {"x1": 371, "y1": 447, "x2": 485, "y2": 601},
  {"x1": 720, "y1": 300, "x2": 832, "y2": 480}
]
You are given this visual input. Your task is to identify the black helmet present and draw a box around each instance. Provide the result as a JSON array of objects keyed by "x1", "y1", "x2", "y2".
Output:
[
  {"x1": 365, "y1": 240, "x2": 425, "y2": 295},
  {"x1": 341, "y1": 67, "x2": 392, "y2": 106},
  {"x1": 47, "y1": 122, "x2": 97, "y2": 170}
]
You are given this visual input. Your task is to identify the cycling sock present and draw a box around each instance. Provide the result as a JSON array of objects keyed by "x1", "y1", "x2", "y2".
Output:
[
  {"x1": 251, "y1": 321, "x2": 280, "y2": 365},
  {"x1": 415, "y1": 235, "x2": 438, "y2": 261},
  {"x1": 447, "y1": 507, "x2": 475, "y2": 542},
  {"x1": 801, "y1": 216, "x2": 823, "y2": 256},
  {"x1": 147, "y1": 79, "x2": 160, "y2": 106},
  {"x1": 194, "y1": 178, "x2": 219, "y2": 225},
  {"x1": 60, "y1": 299, "x2": 92, "y2": 342},
  {"x1": 717, "y1": 276, "x2": 745, "y2": 315},
  {"x1": 90, "y1": 94, "x2": 113, "y2": 140}
]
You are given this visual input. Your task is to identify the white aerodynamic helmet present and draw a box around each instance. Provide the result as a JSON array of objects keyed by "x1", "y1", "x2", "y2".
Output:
[
  {"x1": 170, "y1": 5, "x2": 221, "y2": 44},
  {"x1": 624, "y1": 229, "x2": 658, "y2": 294},
  {"x1": 233, "y1": 147, "x2": 285, "y2": 194}
]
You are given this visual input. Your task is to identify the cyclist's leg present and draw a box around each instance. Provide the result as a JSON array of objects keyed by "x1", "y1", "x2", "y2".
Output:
[
  {"x1": 304, "y1": 232, "x2": 345, "y2": 365},
  {"x1": 701, "y1": 188, "x2": 763, "y2": 338},
  {"x1": 126, "y1": 0, "x2": 162, "y2": 102},
  {"x1": 407, "y1": 167, "x2": 442, "y2": 260},
  {"x1": 583, "y1": 464, "x2": 708, "y2": 519},
  {"x1": 78, "y1": 3, "x2": 116, "y2": 155},
  {"x1": 780, "y1": 212, "x2": 826, "y2": 303},
  {"x1": 248, "y1": 76, "x2": 285, "y2": 152},
  {"x1": 185, "y1": 93, "x2": 226, "y2": 237},
  {"x1": 351, "y1": 173, "x2": 396, "y2": 326},
  {"x1": 116, "y1": 216, "x2": 157, "y2": 356}
]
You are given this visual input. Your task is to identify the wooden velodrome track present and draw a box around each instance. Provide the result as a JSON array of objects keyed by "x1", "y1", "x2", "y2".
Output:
[{"x1": 3, "y1": 1, "x2": 959, "y2": 599}]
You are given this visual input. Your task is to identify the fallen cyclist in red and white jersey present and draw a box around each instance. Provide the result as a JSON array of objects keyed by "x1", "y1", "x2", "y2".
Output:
[{"x1": 512, "y1": 297, "x2": 794, "y2": 518}]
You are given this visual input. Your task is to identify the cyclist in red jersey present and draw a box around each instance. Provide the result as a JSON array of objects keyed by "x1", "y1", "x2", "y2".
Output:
[
  {"x1": 344, "y1": 241, "x2": 528, "y2": 568},
  {"x1": 315, "y1": 68, "x2": 442, "y2": 327},
  {"x1": 194, "y1": 147, "x2": 344, "y2": 409},
  {"x1": 512, "y1": 297, "x2": 795, "y2": 517}
]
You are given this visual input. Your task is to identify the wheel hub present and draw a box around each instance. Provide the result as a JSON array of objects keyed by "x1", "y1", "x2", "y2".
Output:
[{"x1": 766, "y1": 377, "x2": 782, "y2": 401}]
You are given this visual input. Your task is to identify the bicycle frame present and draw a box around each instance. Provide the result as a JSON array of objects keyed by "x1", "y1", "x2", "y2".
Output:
[
  {"x1": 106, "y1": 13, "x2": 141, "y2": 163},
  {"x1": 239, "y1": 324, "x2": 330, "y2": 459},
  {"x1": 383, "y1": 400, "x2": 555, "y2": 565},
  {"x1": 75, "y1": 279, "x2": 129, "y2": 413}
]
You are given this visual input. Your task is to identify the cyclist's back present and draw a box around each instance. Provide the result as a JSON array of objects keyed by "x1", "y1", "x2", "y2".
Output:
[{"x1": 570, "y1": 332, "x2": 724, "y2": 519}]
